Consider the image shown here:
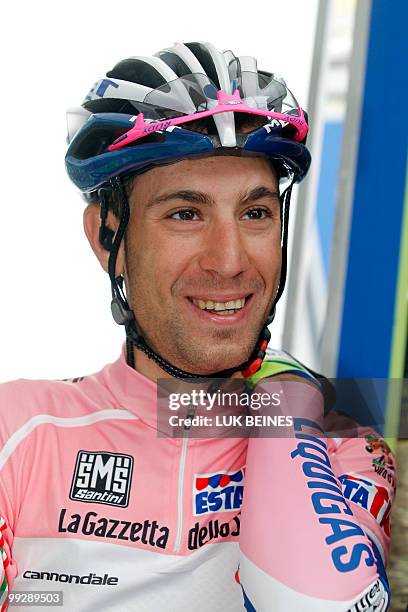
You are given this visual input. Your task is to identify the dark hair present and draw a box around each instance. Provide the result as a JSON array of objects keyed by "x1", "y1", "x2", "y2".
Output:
[{"x1": 105, "y1": 174, "x2": 135, "y2": 218}]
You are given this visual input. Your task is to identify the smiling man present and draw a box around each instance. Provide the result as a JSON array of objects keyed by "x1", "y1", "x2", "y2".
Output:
[{"x1": 0, "y1": 42, "x2": 395, "y2": 611}]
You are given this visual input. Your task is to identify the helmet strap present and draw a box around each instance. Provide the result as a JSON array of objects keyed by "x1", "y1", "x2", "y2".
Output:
[{"x1": 274, "y1": 178, "x2": 293, "y2": 305}]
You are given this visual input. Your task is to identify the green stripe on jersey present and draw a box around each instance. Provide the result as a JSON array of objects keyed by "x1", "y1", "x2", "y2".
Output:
[
  {"x1": 0, "y1": 572, "x2": 8, "y2": 596},
  {"x1": 248, "y1": 357, "x2": 315, "y2": 385}
]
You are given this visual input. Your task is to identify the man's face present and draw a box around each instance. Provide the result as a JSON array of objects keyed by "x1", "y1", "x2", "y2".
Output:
[{"x1": 123, "y1": 155, "x2": 282, "y2": 374}]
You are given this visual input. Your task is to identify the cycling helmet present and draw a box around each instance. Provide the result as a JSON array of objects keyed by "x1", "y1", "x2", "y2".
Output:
[{"x1": 65, "y1": 41, "x2": 311, "y2": 380}]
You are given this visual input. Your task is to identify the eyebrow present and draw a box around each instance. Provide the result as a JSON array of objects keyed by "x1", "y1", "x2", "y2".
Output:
[
  {"x1": 145, "y1": 186, "x2": 280, "y2": 209},
  {"x1": 146, "y1": 190, "x2": 215, "y2": 208},
  {"x1": 241, "y1": 186, "x2": 280, "y2": 204}
]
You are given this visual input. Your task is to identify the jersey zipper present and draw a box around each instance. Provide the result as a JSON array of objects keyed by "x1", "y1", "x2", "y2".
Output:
[{"x1": 173, "y1": 404, "x2": 196, "y2": 553}]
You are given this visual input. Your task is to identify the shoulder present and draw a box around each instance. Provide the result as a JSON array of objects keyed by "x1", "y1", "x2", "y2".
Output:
[
  {"x1": 0, "y1": 368, "x2": 118, "y2": 442},
  {"x1": 249, "y1": 348, "x2": 338, "y2": 416}
]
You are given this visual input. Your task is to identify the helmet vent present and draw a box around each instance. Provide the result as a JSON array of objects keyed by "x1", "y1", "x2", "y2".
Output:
[
  {"x1": 184, "y1": 43, "x2": 220, "y2": 88},
  {"x1": 158, "y1": 52, "x2": 192, "y2": 77},
  {"x1": 107, "y1": 58, "x2": 167, "y2": 89}
]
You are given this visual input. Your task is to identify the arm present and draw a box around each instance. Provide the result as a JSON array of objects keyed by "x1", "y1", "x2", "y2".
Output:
[
  {"x1": 0, "y1": 381, "x2": 28, "y2": 610},
  {"x1": 0, "y1": 508, "x2": 14, "y2": 610},
  {"x1": 238, "y1": 358, "x2": 395, "y2": 611},
  {"x1": 328, "y1": 430, "x2": 395, "y2": 601}
]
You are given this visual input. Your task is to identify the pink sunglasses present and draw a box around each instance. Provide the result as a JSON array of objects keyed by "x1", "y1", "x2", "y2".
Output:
[{"x1": 108, "y1": 89, "x2": 308, "y2": 152}]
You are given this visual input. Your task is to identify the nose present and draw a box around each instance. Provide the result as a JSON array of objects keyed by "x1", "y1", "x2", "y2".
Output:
[{"x1": 198, "y1": 219, "x2": 251, "y2": 278}]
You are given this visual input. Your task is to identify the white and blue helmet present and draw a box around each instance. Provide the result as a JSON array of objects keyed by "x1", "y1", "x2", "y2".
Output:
[{"x1": 66, "y1": 41, "x2": 311, "y2": 197}]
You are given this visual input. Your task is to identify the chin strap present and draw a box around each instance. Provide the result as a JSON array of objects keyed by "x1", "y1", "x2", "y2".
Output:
[{"x1": 100, "y1": 175, "x2": 293, "y2": 381}]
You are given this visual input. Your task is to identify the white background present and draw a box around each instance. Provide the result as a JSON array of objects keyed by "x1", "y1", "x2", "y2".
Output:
[{"x1": 1, "y1": 0, "x2": 318, "y2": 381}]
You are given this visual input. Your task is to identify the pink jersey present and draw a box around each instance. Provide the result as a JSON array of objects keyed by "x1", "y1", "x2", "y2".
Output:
[{"x1": 0, "y1": 346, "x2": 395, "y2": 611}]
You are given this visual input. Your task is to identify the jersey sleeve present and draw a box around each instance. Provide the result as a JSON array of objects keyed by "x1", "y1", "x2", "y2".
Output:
[
  {"x1": 0, "y1": 381, "x2": 30, "y2": 610},
  {"x1": 238, "y1": 353, "x2": 394, "y2": 611},
  {"x1": 328, "y1": 432, "x2": 396, "y2": 585},
  {"x1": 0, "y1": 495, "x2": 15, "y2": 610}
]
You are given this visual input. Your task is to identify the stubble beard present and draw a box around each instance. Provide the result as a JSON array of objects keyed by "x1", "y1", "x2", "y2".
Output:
[
  {"x1": 134, "y1": 301, "x2": 267, "y2": 375},
  {"x1": 170, "y1": 320, "x2": 263, "y2": 374}
]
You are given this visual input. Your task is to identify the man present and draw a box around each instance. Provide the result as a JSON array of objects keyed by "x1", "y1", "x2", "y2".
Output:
[{"x1": 0, "y1": 42, "x2": 395, "y2": 611}]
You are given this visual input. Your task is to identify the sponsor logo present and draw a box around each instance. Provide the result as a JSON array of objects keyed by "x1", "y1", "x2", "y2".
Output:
[
  {"x1": 372, "y1": 459, "x2": 396, "y2": 488},
  {"x1": 23, "y1": 570, "x2": 118, "y2": 586},
  {"x1": 364, "y1": 435, "x2": 390, "y2": 455},
  {"x1": 84, "y1": 79, "x2": 119, "y2": 102},
  {"x1": 58, "y1": 508, "x2": 169, "y2": 549},
  {"x1": 283, "y1": 114, "x2": 304, "y2": 125},
  {"x1": 290, "y1": 420, "x2": 376, "y2": 573},
  {"x1": 193, "y1": 469, "x2": 244, "y2": 516},
  {"x1": 264, "y1": 119, "x2": 289, "y2": 132},
  {"x1": 188, "y1": 515, "x2": 240, "y2": 550},
  {"x1": 96, "y1": 79, "x2": 119, "y2": 98},
  {"x1": 347, "y1": 579, "x2": 387, "y2": 611},
  {"x1": 143, "y1": 120, "x2": 171, "y2": 133},
  {"x1": 70, "y1": 451, "x2": 133, "y2": 508},
  {"x1": 339, "y1": 473, "x2": 392, "y2": 537},
  {"x1": 364, "y1": 435, "x2": 396, "y2": 487}
]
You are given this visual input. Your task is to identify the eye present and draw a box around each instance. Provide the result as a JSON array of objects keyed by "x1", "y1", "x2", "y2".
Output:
[
  {"x1": 242, "y1": 207, "x2": 273, "y2": 220},
  {"x1": 169, "y1": 208, "x2": 200, "y2": 221}
]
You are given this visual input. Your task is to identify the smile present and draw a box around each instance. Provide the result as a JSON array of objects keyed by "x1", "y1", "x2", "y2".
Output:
[
  {"x1": 191, "y1": 297, "x2": 245, "y2": 315},
  {"x1": 189, "y1": 296, "x2": 248, "y2": 316}
]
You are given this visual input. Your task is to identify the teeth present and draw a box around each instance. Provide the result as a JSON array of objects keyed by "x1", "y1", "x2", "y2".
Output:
[{"x1": 192, "y1": 297, "x2": 246, "y2": 311}]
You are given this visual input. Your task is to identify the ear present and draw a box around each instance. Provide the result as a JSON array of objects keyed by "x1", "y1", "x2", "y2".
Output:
[{"x1": 83, "y1": 203, "x2": 125, "y2": 276}]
